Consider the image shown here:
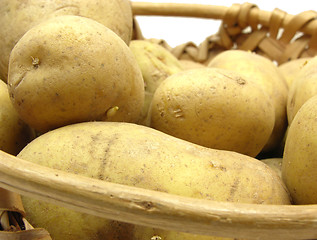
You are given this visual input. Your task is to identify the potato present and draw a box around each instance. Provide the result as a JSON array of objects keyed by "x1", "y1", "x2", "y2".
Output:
[
  {"x1": 8, "y1": 15, "x2": 144, "y2": 133},
  {"x1": 180, "y1": 60, "x2": 206, "y2": 70},
  {"x1": 0, "y1": 0, "x2": 133, "y2": 81},
  {"x1": 282, "y1": 95, "x2": 317, "y2": 204},
  {"x1": 129, "y1": 40, "x2": 183, "y2": 125},
  {"x1": 0, "y1": 80, "x2": 34, "y2": 155},
  {"x1": 208, "y1": 50, "x2": 288, "y2": 153},
  {"x1": 149, "y1": 67, "x2": 275, "y2": 157},
  {"x1": 261, "y1": 158, "x2": 282, "y2": 178},
  {"x1": 18, "y1": 121, "x2": 290, "y2": 240},
  {"x1": 278, "y1": 57, "x2": 311, "y2": 88},
  {"x1": 286, "y1": 56, "x2": 317, "y2": 124}
]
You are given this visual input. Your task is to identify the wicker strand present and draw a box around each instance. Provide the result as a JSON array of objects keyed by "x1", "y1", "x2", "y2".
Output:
[
  {"x1": 132, "y1": 2, "x2": 317, "y2": 64},
  {"x1": 0, "y1": 188, "x2": 25, "y2": 217}
]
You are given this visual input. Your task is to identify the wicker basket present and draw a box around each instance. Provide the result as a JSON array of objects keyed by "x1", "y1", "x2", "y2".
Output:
[
  {"x1": 1, "y1": 2, "x2": 317, "y2": 240},
  {"x1": 132, "y1": 2, "x2": 317, "y2": 65}
]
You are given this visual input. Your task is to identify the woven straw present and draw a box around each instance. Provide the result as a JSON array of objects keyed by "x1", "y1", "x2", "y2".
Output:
[
  {"x1": 132, "y1": 2, "x2": 317, "y2": 65},
  {"x1": 1, "y1": 2, "x2": 317, "y2": 240}
]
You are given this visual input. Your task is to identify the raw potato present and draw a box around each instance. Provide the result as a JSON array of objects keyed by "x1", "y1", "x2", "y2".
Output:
[
  {"x1": 180, "y1": 60, "x2": 206, "y2": 70},
  {"x1": 208, "y1": 50, "x2": 288, "y2": 153},
  {"x1": 149, "y1": 68, "x2": 275, "y2": 157},
  {"x1": 0, "y1": 0, "x2": 133, "y2": 81},
  {"x1": 129, "y1": 40, "x2": 183, "y2": 125},
  {"x1": 286, "y1": 56, "x2": 317, "y2": 124},
  {"x1": 261, "y1": 158, "x2": 282, "y2": 178},
  {"x1": 278, "y1": 57, "x2": 311, "y2": 88},
  {"x1": 282, "y1": 95, "x2": 317, "y2": 204},
  {"x1": 8, "y1": 15, "x2": 144, "y2": 133},
  {"x1": 0, "y1": 80, "x2": 34, "y2": 155},
  {"x1": 19, "y1": 121, "x2": 291, "y2": 240}
]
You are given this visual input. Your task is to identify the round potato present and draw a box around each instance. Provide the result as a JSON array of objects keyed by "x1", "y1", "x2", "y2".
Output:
[
  {"x1": 208, "y1": 50, "x2": 288, "y2": 153},
  {"x1": 0, "y1": 0, "x2": 133, "y2": 81},
  {"x1": 0, "y1": 80, "x2": 34, "y2": 155},
  {"x1": 278, "y1": 57, "x2": 311, "y2": 88},
  {"x1": 286, "y1": 56, "x2": 317, "y2": 124},
  {"x1": 282, "y1": 95, "x2": 317, "y2": 204},
  {"x1": 261, "y1": 158, "x2": 283, "y2": 178},
  {"x1": 19, "y1": 121, "x2": 290, "y2": 240},
  {"x1": 179, "y1": 60, "x2": 206, "y2": 70},
  {"x1": 129, "y1": 40, "x2": 183, "y2": 125},
  {"x1": 149, "y1": 68, "x2": 275, "y2": 157},
  {"x1": 8, "y1": 15, "x2": 144, "y2": 133}
]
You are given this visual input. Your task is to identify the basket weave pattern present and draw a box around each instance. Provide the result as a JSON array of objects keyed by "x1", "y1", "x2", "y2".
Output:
[{"x1": 132, "y1": 2, "x2": 317, "y2": 65}]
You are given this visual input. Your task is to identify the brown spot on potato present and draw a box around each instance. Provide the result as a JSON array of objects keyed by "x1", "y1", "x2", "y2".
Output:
[
  {"x1": 173, "y1": 108, "x2": 184, "y2": 119},
  {"x1": 210, "y1": 86, "x2": 216, "y2": 93},
  {"x1": 236, "y1": 77, "x2": 246, "y2": 85},
  {"x1": 96, "y1": 133, "x2": 118, "y2": 179},
  {"x1": 227, "y1": 178, "x2": 240, "y2": 201},
  {"x1": 209, "y1": 161, "x2": 227, "y2": 171}
]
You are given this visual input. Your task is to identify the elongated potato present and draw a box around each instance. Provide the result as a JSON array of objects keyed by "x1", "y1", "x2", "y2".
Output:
[
  {"x1": 19, "y1": 121, "x2": 290, "y2": 240},
  {"x1": 0, "y1": 0, "x2": 133, "y2": 81},
  {"x1": 8, "y1": 15, "x2": 144, "y2": 133},
  {"x1": 149, "y1": 67, "x2": 275, "y2": 157}
]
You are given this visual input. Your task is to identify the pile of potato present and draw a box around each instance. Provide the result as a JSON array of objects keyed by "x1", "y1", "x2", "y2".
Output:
[{"x1": 0, "y1": 1, "x2": 316, "y2": 239}]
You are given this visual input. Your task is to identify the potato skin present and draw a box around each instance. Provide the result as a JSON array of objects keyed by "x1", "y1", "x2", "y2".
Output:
[
  {"x1": 149, "y1": 68, "x2": 275, "y2": 157},
  {"x1": 0, "y1": 0, "x2": 133, "y2": 81},
  {"x1": 0, "y1": 80, "x2": 34, "y2": 155},
  {"x1": 278, "y1": 57, "x2": 311, "y2": 89},
  {"x1": 8, "y1": 15, "x2": 144, "y2": 133},
  {"x1": 19, "y1": 121, "x2": 290, "y2": 240},
  {"x1": 129, "y1": 40, "x2": 183, "y2": 125},
  {"x1": 287, "y1": 56, "x2": 317, "y2": 124},
  {"x1": 261, "y1": 158, "x2": 282, "y2": 178},
  {"x1": 208, "y1": 50, "x2": 288, "y2": 153},
  {"x1": 282, "y1": 95, "x2": 317, "y2": 204},
  {"x1": 180, "y1": 60, "x2": 206, "y2": 70}
]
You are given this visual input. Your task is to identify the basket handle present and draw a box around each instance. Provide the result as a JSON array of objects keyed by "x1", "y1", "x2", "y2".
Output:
[
  {"x1": 131, "y1": 2, "x2": 316, "y2": 36},
  {"x1": 131, "y1": 2, "x2": 317, "y2": 64}
]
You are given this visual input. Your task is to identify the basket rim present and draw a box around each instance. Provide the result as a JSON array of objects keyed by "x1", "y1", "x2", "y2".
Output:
[{"x1": 0, "y1": 150, "x2": 317, "y2": 239}]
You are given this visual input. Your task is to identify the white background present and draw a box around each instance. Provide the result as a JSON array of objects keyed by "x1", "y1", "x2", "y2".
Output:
[{"x1": 131, "y1": 0, "x2": 316, "y2": 47}]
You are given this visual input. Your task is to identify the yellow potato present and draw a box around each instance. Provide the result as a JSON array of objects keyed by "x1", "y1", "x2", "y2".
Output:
[
  {"x1": 180, "y1": 60, "x2": 206, "y2": 70},
  {"x1": 129, "y1": 40, "x2": 183, "y2": 125},
  {"x1": 19, "y1": 121, "x2": 290, "y2": 240},
  {"x1": 278, "y1": 57, "x2": 311, "y2": 88},
  {"x1": 149, "y1": 67, "x2": 275, "y2": 157},
  {"x1": 287, "y1": 56, "x2": 317, "y2": 124},
  {"x1": 0, "y1": 0, "x2": 133, "y2": 81},
  {"x1": 8, "y1": 15, "x2": 144, "y2": 133},
  {"x1": 0, "y1": 80, "x2": 34, "y2": 155},
  {"x1": 282, "y1": 95, "x2": 317, "y2": 204},
  {"x1": 261, "y1": 158, "x2": 282, "y2": 178},
  {"x1": 208, "y1": 50, "x2": 288, "y2": 153}
]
